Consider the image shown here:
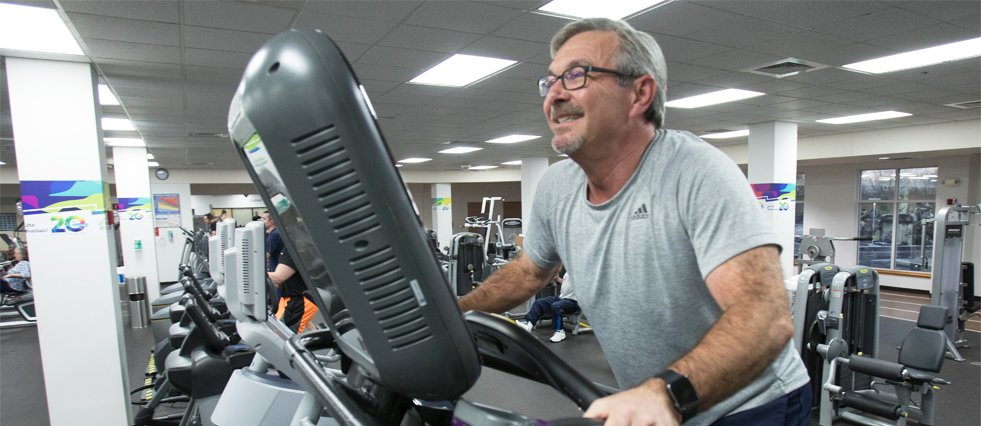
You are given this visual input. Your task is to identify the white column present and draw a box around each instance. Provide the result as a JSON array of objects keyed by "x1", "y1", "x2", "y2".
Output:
[
  {"x1": 7, "y1": 58, "x2": 131, "y2": 425},
  {"x1": 431, "y1": 183, "x2": 452, "y2": 252},
  {"x1": 520, "y1": 157, "x2": 549, "y2": 233},
  {"x1": 151, "y1": 182, "x2": 194, "y2": 283},
  {"x1": 748, "y1": 122, "x2": 798, "y2": 280},
  {"x1": 113, "y1": 147, "x2": 161, "y2": 301}
]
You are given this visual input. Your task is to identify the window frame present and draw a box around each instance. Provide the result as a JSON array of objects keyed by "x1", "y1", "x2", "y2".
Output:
[{"x1": 856, "y1": 167, "x2": 938, "y2": 272}]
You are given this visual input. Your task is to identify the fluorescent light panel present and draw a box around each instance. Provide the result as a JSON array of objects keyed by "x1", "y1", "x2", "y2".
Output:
[
  {"x1": 148, "y1": 161, "x2": 160, "y2": 167},
  {"x1": 439, "y1": 147, "x2": 482, "y2": 154},
  {"x1": 665, "y1": 89, "x2": 765, "y2": 109},
  {"x1": 538, "y1": 0, "x2": 665, "y2": 19},
  {"x1": 98, "y1": 84, "x2": 120, "y2": 106},
  {"x1": 701, "y1": 129, "x2": 749, "y2": 139},
  {"x1": 102, "y1": 117, "x2": 135, "y2": 131},
  {"x1": 816, "y1": 111, "x2": 911, "y2": 124},
  {"x1": 410, "y1": 54, "x2": 517, "y2": 87},
  {"x1": 486, "y1": 134, "x2": 540, "y2": 144},
  {"x1": 146, "y1": 153, "x2": 155, "y2": 160},
  {"x1": 105, "y1": 138, "x2": 145, "y2": 147},
  {"x1": 0, "y1": 3, "x2": 84, "y2": 55},
  {"x1": 468, "y1": 165, "x2": 498, "y2": 170},
  {"x1": 502, "y1": 160, "x2": 523, "y2": 166},
  {"x1": 398, "y1": 157, "x2": 432, "y2": 164},
  {"x1": 843, "y1": 37, "x2": 981, "y2": 74}
]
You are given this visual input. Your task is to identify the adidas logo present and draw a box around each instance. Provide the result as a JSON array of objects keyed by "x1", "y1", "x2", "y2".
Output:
[{"x1": 629, "y1": 203, "x2": 649, "y2": 220}]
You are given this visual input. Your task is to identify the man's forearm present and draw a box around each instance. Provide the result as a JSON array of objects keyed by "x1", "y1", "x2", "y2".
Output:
[
  {"x1": 458, "y1": 256, "x2": 557, "y2": 313},
  {"x1": 669, "y1": 246, "x2": 793, "y2": 410}
]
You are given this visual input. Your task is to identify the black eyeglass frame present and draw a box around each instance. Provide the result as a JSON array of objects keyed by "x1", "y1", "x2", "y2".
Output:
[{"x1": 537, "y1": 65, "x2": 632, "y2": 97}]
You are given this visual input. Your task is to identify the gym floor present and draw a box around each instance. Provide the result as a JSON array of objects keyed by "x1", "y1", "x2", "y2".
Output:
[{"x1": 1, "y1": 291, "x2": 978, "y2": 425}]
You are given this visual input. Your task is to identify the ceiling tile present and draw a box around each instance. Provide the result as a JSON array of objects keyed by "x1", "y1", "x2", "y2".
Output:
[
  {"x1": 67, "y1": 13, "x2": 180, "y2": 46},
  {"x1": 630, "y1": 2, "x2": 741, "y2": 37},
  {"x1": 491, "y1": 12, "x2": 568, "y2": 42},
  {"x1": 60, "y1": 0, "x2": 179, "y2": 23},
  {"x1": 693, "y1": 1, "x2": 890, "y2": 30},
  {"x1": 183, "y1": 1, "x2": 297, "y2": 33},
  {"x1": 378, "y1": 25, "x2": 482, "y2": 54},
  {"x1": 405, "y1": 1, "x2": 525, "y2": 34},
  {"x1": 302, "y1": 1, "x2": 423, "y2": 22},
  {"x1": 183, "y1": 48, "x2": 253, "y2": 70},
  {"x1": 812, "y1": 6, "x2": 941, "y2": 42},
  {"x1": 358, "y1": 46, "x2": 448, "y2": 70},
  {"x1": 292, "y1": 11, "x2": 399, "y2": 44},
  {"x1": 86, "y1": 39, "x2": 181, "y2": 64},
  {"x1": 460, "y1": 36, "x2": 549, "y2": 62},
  {"x1": 182, "y1": 26, "x2": 272, "y2": 53},
  {"x1": 686, "y1": 16, "x2": 801, "y2": 49}
]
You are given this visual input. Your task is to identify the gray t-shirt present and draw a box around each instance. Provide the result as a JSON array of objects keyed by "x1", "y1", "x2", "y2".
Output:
[{"x1": 524, "y1": 129, "x2": 809, "y2": 424}]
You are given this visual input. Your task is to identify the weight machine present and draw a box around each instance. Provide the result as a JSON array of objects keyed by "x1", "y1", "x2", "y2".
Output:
[{"x1": 928, "y1": 204, "x2": 980, "y2": 362}]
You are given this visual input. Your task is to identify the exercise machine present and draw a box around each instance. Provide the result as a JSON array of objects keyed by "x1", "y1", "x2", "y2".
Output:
[
  {"x1": 822, "y1": 304, "x2": 950, "y2": 426},
  {"x1": 227, "y1": 28, "x2": 607, "y2": 424},
  {"x1": 796, "y1": 228, "x2": 869, "y2": 273},
  {"x1": 928, "y1": 204, "x2": 980, "y2": 361}
]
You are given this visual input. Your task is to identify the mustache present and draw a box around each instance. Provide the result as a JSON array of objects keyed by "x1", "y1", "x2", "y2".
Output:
[{"x1": 549, "y1": 104, "x2": 584, "y2": 121}]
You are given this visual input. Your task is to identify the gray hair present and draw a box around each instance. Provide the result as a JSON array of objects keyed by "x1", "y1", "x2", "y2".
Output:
[{"x1": 550, "y1": 18, "x2": 667, "y2": 128}]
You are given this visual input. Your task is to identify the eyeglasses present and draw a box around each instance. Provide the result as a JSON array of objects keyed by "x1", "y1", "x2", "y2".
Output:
[{"x1": 538, "y1": 65, "x2": 631, "y2": 97}]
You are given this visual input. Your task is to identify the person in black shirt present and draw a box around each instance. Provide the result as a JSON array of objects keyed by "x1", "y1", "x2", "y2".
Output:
[
  {"x1": 267, "y1": 246, "x2": 318, "y2": 333},
  {"x1": 262, "y1": 211, "x2": 284, "y2": 272},
  {"x1": 203, "y1": 213, "x2": 217, "y2": 236}
]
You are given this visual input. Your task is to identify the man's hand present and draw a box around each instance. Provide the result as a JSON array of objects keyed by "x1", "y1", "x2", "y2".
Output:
[{"x1": 583, "y1": 378, "x2": 680, "y2": 426}]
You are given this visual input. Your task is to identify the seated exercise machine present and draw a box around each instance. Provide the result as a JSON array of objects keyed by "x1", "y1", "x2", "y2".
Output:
[
  {"x1": 227, "y1": 28, "x2": 609, "y2": 424},
  {"x1": 822, "y1": 304, "x2": 950, "y2": 426}
]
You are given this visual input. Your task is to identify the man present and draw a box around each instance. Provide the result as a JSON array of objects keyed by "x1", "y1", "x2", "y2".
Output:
[
  {"x1": 268, "y1": 245, "x2": 318, "y2": 333},
  {"x1": 459, "y1": 18, "x2": 809, "y2": 426},
  {"x1": 202, "y1": 213, "x2": 217, "y2": 236},
  {"x1": 262, "y1": 210, "x2": 284, "y2": 272}
]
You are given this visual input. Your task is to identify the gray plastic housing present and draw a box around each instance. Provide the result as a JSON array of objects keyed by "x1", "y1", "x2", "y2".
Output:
[{"x1": 227, "y1": 29, "x2": 480, "y2": 400}]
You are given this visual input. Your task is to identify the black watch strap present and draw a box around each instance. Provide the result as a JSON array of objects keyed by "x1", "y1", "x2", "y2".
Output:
[{"x1": 655, "y1": 369, "x2": 699, "y2": 422}]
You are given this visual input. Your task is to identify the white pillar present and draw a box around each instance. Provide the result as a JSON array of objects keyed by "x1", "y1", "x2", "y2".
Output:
[
  {"x1": 748, "y1": 122, "x2": 798, "y2": 280},
  {"x1": 520, "y1": 157, "x2": 549, "y2": 234},
  {"x1": 151, "y1": 182, "x2": 194, "y2": 283},
  {"x1": 431, "y1": 183, "x2": 453, "y2": 252},
  {"x1": 7, "y1": 58, "x2": 131, "y2": 425},
  {"x1": 113, "y1": 147, "x2": 162, "y2": 301}
]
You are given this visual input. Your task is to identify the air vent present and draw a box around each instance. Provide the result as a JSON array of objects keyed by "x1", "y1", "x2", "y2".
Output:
[
  {"x1": 744, "y1": 58, "x2": 828, "y2": 78},
  {"x1": 240, "y1": 238, "x2": 251, "y2": 294},
  {"x1": 945, "y1": 100, "x2": 981, "y2": 109},
  {"x1": 187, "y1": 132, "x2": 229, "y2": 138}
]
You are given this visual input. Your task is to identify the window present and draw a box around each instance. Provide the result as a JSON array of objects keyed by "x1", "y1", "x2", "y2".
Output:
[
  {"x1": 794, "y1": 174, "x2": 805, "y2": 256},
  {"x1": 857, "y1": 167, "x2": 937, "y2": 271}
]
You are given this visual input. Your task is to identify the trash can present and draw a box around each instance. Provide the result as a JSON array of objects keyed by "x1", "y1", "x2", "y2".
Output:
[{"x1": 126, "y1": 276, "x2": 150, "y2": 328}]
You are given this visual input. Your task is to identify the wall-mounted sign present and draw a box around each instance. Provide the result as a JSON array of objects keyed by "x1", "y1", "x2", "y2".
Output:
[
  {"x1": 20, "y1": 180, "x2": 106, "y2": 234},
  {"x1": 153, "y1": 193, "x2": 182, "y2": 227}
]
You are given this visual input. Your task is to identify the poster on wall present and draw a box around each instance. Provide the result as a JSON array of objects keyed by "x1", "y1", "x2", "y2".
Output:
[
  {"x1": 19, "y1": 180, "x2": 107, "y2": 235},
  {"x1": 153, "y1": 193, "x2": 182, "y2": 227},
  {"x1": 751, "y1": 183, "x2": 796, "y2": 212},
  {"x1": 118, "y1": 197, "x2": 152, "y2": 222},
  {"x1": 432, "y1": 197, "x2": 451, "y2": 212}
]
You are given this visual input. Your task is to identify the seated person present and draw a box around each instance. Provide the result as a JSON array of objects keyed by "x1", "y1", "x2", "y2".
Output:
[
  {"x1": 517, "y1": 272, "x2": 579, "y2": 343},
  {"x1": 1, "y1": 247, "x2": 31, "y2": 296},
  {"x1": 267, "y1": 245, "x2": 318, "y2": 333}
]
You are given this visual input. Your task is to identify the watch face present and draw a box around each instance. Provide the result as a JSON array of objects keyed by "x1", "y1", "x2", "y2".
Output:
[{"x1": 155, "y1": 168, "x2": 170, "y2": 180}]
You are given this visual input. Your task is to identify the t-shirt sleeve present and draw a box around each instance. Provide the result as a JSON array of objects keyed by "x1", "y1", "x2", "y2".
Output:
[
  {"x1": 677, "y1": 143, "x2": 781, "y2": 279},
  {"x1": 278, "y1": 247, "x2": 295, "y2": 270}
]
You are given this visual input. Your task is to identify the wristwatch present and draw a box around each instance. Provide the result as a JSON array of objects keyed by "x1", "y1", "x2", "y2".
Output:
[{"x1": 655, "y1": 369, "x2": 699, "y2": 422}]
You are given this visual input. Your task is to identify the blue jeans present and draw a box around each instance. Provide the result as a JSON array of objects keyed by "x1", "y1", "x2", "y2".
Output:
[
  {"x1": 525, "y1": 296, "x2": 579, "y2": 331},
  {"x1": 713, "y1": 383, "x2": 811, "y2": 426}
]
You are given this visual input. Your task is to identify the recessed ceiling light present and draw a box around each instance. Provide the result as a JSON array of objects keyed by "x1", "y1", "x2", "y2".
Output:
[
  {"x1": 558, "y1": 154, "x2": 569, "y2": 157},
  {"x1": 665, "y1": 89, "x2": 765, "y2": 109},
  {"x1": 501, "y1": 160, "x2": 523, "y2": 166},
  {"x1": 98, "y1": 84, "x2": 119, "y2": 106},
  {"x1": 0, "y1": 3, "x2": 84, "y2": 55},
  {"x1": 486, "y1": 134, "x2": 540, "y2": 144},
  {"x1": 398, "y1": 157, "x2": 432, "y2": 164},
  {"x1": 104, "y1": 138, "x2": 145, "y2": 147},
  {"x1": 410, "y1": 54, "x2": 517, "y2": 87},
  {"x1": 146, "y1": 153, "x2": 155, "y2": 160},
  {"x1": 395, "y1": 164, "x2": 403, "y2": 168},
  {"x1": 816, "y1": 111, "x2": 911, "y2": 124},
  {"x1": 877, "y1": 157, "x2": 891, "y2": 160},
  {"x1": 0, "y1": 161, "x2": 6, "y2": 166},
  {"x1": 843, "y1": 37, "x2": 981, "y2": 74},
  {"x1": 701, "y1": 129, "x2": 749, "y2": 139},
  {"x1": 439, "y1": 147, "x2": 483, "y2": 154},
  {"x1": 537, "y1": 0, "x2": 666, "y2": 19},
  {"x1": 468, "y1": 165, "x2": 498, "y2": 170},
  {"x1": 147, "y1": 161, "x2": 160, "y2": 167},
  {"x1": 102, "y1": 117, "x2": 135, "y2": 131}
]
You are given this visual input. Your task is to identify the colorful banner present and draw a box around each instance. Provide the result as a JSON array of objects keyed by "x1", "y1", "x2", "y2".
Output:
[
  {"x1": 751, "y1": 183, "x2": 796, "y2": 212},
  {"x1": 118, "y1": 197, "x2": 152, "y2": 221},
  {"x1": 432, "y1": 197, "x2": 451, "y2": 212},
  {"x1": 153, "y1": 193, "x2": 182, "y2": 227},
  {"x1": 20, "y1": 180, "x2": 106, "y2": 234}
]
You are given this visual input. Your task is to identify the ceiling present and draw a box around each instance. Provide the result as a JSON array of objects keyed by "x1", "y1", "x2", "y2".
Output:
[{"x1": 0, "y1": 0, "x2": 978, "y2": 173}]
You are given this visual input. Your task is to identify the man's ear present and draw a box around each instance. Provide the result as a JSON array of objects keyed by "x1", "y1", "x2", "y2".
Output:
[{"x1": 630, "y1": 75, "x2": 656, "y2": 119}]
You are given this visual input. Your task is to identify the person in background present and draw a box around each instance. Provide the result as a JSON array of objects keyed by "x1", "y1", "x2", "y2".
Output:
[
  {"x1": 262, "y1": 210, "x2": 284, "y2": 272},
  {"x1": 516, "y1": 271, "x2": 579, "y2": 343},
  {"x1": 1, "y1": 247, "x2": 31, "y2": 296},
  {"x1": 267, "y1": 245, "x2": 317, "y2": 333},
  {"x1": 459, "y1": 17, "x2": 808, "y2": 426},
  {"x1": 203, "y1": 213, "x2": 217, "y2": 236}
]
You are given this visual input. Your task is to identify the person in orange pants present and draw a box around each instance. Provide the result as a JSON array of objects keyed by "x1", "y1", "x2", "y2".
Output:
[{"x1": 267, "y1": 245, "x2": 318, "y2": 333}]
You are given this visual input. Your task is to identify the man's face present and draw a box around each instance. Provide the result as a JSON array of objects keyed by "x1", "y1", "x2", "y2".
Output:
[
  {"x1": 543, "y1": 31, "x2": 631, "y2": 155},
  {"x1": 262, "y1": 213, "x2": 273, "y2": 230}
]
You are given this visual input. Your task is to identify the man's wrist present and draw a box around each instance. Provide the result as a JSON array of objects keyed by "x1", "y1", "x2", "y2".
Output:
[{"x1": 654, "y1": 369, "x2": 699, "y2": 422}]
